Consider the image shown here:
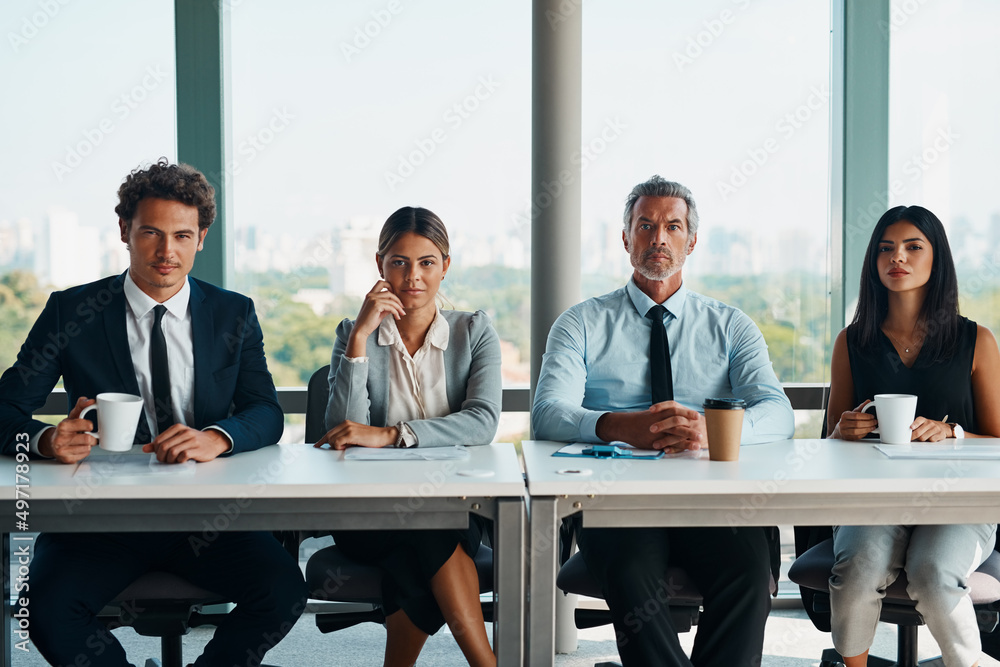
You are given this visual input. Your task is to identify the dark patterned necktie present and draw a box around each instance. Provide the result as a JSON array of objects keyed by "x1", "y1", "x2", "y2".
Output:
[{"x1": 647, "y1": 305, "x2": 673, "y2": 404}]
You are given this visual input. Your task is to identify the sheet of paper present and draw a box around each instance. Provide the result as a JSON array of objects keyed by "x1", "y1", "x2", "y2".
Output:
[
  {"x1": 875, "y1": 443, "x2": 1000, "y2": 460},
  {"x1": 344, "y1": 445, "x2": 472, "y2": 461},
  {"x1": 74, "y1": 454, "x2": 197, "y2": 478}
]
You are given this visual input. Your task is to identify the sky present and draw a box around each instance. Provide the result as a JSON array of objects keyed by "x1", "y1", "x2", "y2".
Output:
[{"x1": 2, "y1": 0, "x2": 997, "y2": 279}]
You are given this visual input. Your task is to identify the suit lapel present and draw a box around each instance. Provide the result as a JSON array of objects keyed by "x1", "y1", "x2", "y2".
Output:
[
  {"x1": 104, "y1": 272, "x2": 151, "y2": 441},
  {"x1": 189, "y1": 280, "x2": 211, "y2": 427},
  {"x1": 442, "y1": 337, "x2": 460, "y2": 414},
  {"x1": 368, "y1": 335, "x2": 390, "y2": 426}
]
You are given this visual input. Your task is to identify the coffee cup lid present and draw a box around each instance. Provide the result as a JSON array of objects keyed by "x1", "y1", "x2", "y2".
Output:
[{"x1": 703, "y1": 397, "x2": 746, "y2": 410}]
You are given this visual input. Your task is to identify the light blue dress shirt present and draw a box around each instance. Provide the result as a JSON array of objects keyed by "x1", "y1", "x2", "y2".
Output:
[{"x1": 532, "y1": 278, "x2": 794, "y2": 444}]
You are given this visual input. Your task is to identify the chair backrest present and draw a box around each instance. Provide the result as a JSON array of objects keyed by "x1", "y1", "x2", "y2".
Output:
[{"x1": 305, "y1": 364, "x2": 331, "y2": 444}]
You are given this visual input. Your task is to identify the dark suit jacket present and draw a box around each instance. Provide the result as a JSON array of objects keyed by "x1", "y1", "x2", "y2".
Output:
[{"x1": 0, "y1": 272, "x2": 283, "y2": 456}]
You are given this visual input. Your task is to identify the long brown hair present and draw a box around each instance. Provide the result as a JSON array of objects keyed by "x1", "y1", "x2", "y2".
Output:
[{"x1": 377, "y1": 207, "x2": 450, "y2": 260}]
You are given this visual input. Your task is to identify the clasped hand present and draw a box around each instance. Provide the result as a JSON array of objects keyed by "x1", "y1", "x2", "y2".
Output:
[
  {"x1": 597, "y1": 401, "x2": 707, "y2": 453},
  {"x1": 836, "y1": 399, "x2": 952, "y2": 442}
]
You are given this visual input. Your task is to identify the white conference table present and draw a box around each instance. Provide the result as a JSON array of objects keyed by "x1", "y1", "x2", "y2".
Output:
[
  {"x1": 523, "y1": 438, "x2": 1000, "y2": 666},
  {"x1": 0, "y1": 443, "x2": 526, "y2": 667}
]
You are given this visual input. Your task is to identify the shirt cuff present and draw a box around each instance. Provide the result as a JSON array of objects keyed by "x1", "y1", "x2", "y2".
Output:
[
  {"x1": 204, "y1": 425, "x2": 235, "y2": 454},
  {"x1": 30, "y1": 426, "x2": 56, "y2": 458},
  {"x1": 580, "y1": 411, "x2": 606, "y2": 442},
  {"x1": 399, "y1": 422, "x2": 418, "y2": 448},
  {"x1": 344, "y1": 356, "x2": 368, "y2": 364}
]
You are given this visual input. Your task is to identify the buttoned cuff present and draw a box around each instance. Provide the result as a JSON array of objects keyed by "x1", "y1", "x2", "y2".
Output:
[{"x1": 580, "y1": 411, "x2": 606, "y2": 442}]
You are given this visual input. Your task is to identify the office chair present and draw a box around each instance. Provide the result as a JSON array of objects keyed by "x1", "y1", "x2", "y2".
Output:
[
  {"x1": 301, "y1": 365, "x2": 496, "y2": 633},
  {"x1": 555, "y1": 519, "x2": 779, "y2": 667},
  {"x1": 97, "y1": 571, "x2": 228, "y2": 667},
  {"x1": 790, "y1": 414, "x2": 1000, "y2": 666},
  {"x1": 789, "y1": 534, "x2": 1000, "y2": 667}
]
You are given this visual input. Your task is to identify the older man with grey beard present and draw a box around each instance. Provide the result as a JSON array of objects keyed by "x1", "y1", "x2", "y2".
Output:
[{"x1": 532, "y1": 175, "x2": 793, "y2": 666}]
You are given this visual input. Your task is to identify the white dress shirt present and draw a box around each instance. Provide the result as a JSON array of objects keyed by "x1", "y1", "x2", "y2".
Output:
[
  {"x1": 123, "y1": 271, "x2": 196, "y2": 435},
  {"x1": 346, "y1": 309, "x2": 451, "y2": 446}
]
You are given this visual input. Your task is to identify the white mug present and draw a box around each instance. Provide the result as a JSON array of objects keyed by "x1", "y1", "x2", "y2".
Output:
[
  {"x1": 80, "y1": 393, "x2": 143, "y2": 452},
  {"x1": 861, "y1": 393, "x2": 918, "y2": 444}
]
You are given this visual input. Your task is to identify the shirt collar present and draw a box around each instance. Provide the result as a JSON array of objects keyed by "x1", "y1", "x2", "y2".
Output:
[
  {"x1": 123, "y1": 270, "x2": 191, "y2": 320},
  {"x1": 626, "y1": 277, "x2": 688, "y2": 320},
  {"x1": 378, "y1": 308, "x2": 450, "y2": 351}
]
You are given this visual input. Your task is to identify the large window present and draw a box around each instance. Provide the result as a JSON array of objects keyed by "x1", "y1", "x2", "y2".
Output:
[
  {"x1": 229, "y1": 0, "x2": 531, "y2": 386},
  {"x1": 888, "y1": 0, "x2": 1000, "y2": 334},
  {"x1": 0, "y1": 0, "x2": 176, "y2": 370},
  {"x1": 229, "y1": 1, "x2": 530, "y2": 441},
  {"x1": 583, "y1": 0, "x2": 833, "y2": 435}
]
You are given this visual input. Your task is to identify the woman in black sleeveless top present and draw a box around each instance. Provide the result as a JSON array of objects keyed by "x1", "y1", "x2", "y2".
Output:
[{"x1": 826, "y1": 205, "x2": 1000, "y2": 667}]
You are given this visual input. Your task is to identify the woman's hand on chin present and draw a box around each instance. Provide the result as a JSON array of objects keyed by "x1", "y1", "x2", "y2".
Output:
[
  {"x1": 346, "y1": 280, "x2": 407, "y2": 357},
  {"x1": 314, "y1": 420, "x2": 398, "y2": 450},
  {"x1": 356, "y1": 280, "x2": 406, "y2": 334}
]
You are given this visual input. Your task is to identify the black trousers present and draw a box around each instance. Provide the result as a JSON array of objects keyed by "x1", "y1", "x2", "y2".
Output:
[
  {"x1": 983, "y1": 628, "x2": 1000, "y2": 659},
  {"x1": 577, "y1": 525, "x2": 771, "y2": 667},
  {"x1": 29, "y1": 531, "x2": 308, "y2": 667}
]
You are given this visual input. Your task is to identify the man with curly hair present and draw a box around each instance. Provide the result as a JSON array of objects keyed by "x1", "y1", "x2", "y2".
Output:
[{"x1": 0, "y1": 159, "x2": 307, "y2": 667}]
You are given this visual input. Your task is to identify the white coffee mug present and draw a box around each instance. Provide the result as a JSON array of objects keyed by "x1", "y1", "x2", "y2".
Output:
[
  {"x1": 80, "y1": 393, "x2": 143, "y2": 452},
  {"x1": 861, "y1": 393, "x2": 918, "y2": 444}
]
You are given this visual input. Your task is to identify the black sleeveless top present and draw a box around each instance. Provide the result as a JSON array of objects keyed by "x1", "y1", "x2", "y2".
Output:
[{"x1": 846, "y1": 317, "x2": 978, "y2": 433}]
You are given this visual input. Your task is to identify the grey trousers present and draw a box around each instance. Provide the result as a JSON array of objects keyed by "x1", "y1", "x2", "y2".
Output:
[{"x1": 830, "y1": 523, "x2": 997, "y2": 667}]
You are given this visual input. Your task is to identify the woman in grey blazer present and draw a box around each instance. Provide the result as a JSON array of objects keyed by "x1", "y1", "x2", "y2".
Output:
[{"x1": 317, "y1": 206, "x2": 500, "y2": 667}]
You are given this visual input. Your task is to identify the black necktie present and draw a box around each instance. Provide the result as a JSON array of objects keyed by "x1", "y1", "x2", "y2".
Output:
[
  {"x1": 151, "y1": 305, "x2": 174, "y2": 436},
  {"x1": 647, "y1": 305, "x2": 673, "y2": 404}
]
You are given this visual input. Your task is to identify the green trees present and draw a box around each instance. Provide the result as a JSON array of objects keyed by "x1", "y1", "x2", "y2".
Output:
[{"x1": 0, "y1": 271, "x2": 47, "y2": 370}]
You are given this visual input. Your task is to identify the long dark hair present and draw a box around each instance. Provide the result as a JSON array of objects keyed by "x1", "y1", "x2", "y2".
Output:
[{"x1": 851, "y1": 205, "x2": 960, "y2": 362}]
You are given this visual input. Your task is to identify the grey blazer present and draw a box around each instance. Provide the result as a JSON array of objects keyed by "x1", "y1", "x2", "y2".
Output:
[{"x1": 325, "y1": 309, "x2": 502, "y2": 447}]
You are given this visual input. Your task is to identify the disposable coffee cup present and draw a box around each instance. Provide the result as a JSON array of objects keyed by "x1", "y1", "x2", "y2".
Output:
[
  {"x1": 79, "y1": 393, "x2": 143, "y2": 452},
  {"x1": 861, "y1": 393, "x2": 917, "y2": 444},
  {"x1": 703, "y1": 398, "x2": 746, "y2": 461}
]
